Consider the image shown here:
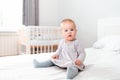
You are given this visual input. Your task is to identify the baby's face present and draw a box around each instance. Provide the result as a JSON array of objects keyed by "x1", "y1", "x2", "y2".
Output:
[{"x1": 61, "y1": 22, "x2": 77, "y2": 41}]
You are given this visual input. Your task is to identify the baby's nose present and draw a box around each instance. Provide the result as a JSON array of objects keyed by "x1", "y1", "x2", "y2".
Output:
[{"x1": 68, "y1": 30, "x2": 71, "y2": 33}]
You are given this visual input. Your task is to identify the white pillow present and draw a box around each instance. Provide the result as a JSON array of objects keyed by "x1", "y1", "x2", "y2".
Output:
[{"x1": 93, "y1": 36, "x2": 120, "y2": 51}]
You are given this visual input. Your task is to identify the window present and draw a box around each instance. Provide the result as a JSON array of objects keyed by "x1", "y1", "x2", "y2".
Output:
[{"x1": 0, "y1": 0, "x2": 23, "y2": 27}]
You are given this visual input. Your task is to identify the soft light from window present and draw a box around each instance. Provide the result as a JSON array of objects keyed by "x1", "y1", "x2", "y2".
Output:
[{"x1": 0, "y1": 0, "x2": 22, "y2": 27}]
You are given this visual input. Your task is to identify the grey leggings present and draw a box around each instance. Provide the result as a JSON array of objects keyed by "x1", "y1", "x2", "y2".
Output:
[{"x1": 33, "y1": 59, "x2": 79, "y2": 79}]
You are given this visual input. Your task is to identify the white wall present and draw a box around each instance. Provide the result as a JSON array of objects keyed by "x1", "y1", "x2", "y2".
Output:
[
  {"x1": 39, "y1": 0, "x2": 59, "y2": 26},
  {"x1": 39, "y1": 0, "x2": 120, "y2": 47}
]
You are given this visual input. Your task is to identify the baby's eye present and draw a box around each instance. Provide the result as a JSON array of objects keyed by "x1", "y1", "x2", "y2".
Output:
[
  {"x1": 71, "y1": 29, "x2": 74, "y2": 31},
  {"x1": 64, "y1": 30, "x2": 68, "y2": 32}
]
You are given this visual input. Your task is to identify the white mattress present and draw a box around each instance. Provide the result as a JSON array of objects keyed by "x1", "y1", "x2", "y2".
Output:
[{"x1": 0, "y1": 48, "x2": 120, "y2": 80}]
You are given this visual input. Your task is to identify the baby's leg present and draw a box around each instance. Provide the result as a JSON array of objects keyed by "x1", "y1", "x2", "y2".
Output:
[
  {"x1": 33, "y1": 59, "x2": 55, "y2": 68},
  {"x1": 66, "y1": 66, "x2": 79, "y2": 79}
]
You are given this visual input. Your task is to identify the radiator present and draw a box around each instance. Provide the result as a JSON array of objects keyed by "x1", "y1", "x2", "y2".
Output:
[{"x1": 0, "y1": 32, "x2": 19, "y2": 56}]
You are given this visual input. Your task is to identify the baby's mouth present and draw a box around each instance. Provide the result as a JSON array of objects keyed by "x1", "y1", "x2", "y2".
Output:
[{"x1": 68, "y1": 35, "x2": 72, "y2": 37}]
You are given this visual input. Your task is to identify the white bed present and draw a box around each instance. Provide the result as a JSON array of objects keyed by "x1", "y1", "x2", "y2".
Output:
[
  {"x1": 1, "y1": 17, "x2": 120, "y2": 80},
  {"x1": 0, "y1": 48, "x2": 120, "y2": 80}
]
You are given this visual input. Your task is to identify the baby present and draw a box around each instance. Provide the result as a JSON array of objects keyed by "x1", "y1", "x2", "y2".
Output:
[{"x1": 33, "y1": 19, "x2": 86, "y2": 79}]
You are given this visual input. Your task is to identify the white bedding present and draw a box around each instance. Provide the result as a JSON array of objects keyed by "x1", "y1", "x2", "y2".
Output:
[
  {"x1": 0, "y1": 48, "x2": 120, "y2": 80},
  {"x1": 83, "y1": 48, "x2": 120, "y2": 80}
]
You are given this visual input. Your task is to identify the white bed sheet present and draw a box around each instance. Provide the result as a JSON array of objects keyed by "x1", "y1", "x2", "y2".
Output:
[
  {"x1": 0, "y1": 48, "x2": 120, "y2": 80},
  {"x1": 82, "y1": 48, "x2": 120, "y2": 80}
]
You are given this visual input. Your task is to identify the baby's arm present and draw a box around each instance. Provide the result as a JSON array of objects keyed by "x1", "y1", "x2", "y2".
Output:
[
  {"x1": 75, "y1": 40, "x2": 86, "y2": 66},
  {"x1": 51, "y1": 40, "x2": 63, "y2": 59}
]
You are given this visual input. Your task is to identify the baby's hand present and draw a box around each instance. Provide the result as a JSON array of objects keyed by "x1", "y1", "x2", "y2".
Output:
[
  {"x1": 51, "y1": 54, "x2": 59, "y2": 59},
  {"x1": 75, "y1": 59, "x2": 81, "y2": 66}
]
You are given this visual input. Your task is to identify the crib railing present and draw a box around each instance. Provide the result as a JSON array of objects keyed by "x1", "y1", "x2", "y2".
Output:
[
  {"x1": 29, "y1": 26, "x2": 61, "y2": 41},
  {"x1": 19, "y1": 26, "x2": 62, "y2": 54}
]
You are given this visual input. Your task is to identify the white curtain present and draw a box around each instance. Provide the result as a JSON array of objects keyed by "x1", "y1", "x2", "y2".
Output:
[
  {"x1": 23, "y1": 0, "x2": 39, "y2": 26},
  {"x1": 0, "y1": 0, "x2": 23, "y2": 27}
]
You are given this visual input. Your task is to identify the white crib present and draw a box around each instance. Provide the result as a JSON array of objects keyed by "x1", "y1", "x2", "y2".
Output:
[{"x1": 19, "y1": 26, "x2": 62, "y2": 54}]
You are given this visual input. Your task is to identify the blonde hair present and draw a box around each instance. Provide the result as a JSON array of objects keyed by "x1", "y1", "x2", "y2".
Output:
[{"x1": 60, "y1": 19, "x2": 76, "y2": 29}]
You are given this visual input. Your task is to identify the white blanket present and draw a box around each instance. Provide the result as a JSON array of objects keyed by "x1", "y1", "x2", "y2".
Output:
[{"x1": 0, "y1": 48, "x2": 120, "y2": 80}]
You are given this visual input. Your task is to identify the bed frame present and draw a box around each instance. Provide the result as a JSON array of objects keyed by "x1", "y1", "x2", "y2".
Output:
[{"x1": 19, "y1": 26, "x2": 62, "y2": 54}]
